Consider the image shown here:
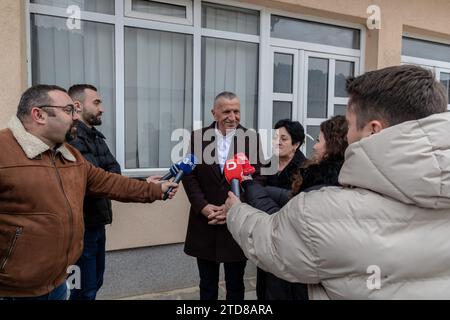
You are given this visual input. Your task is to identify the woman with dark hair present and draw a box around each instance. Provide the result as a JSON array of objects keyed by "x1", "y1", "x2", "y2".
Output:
[
  {"x1": 243, "y1": 119, "x2": 307, "y2": 300},
  {"x1": 243, "y1": 115, "x2": 348, "y2": 300},
  {"x1": 266, "y1": 119, "x2": 307, "y2": 189},
  {"x1": 291, "y1": 115, "x2": 348, "y2": 195}
]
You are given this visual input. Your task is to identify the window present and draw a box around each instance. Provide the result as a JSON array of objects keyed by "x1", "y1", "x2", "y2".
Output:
[
  {"x1": 124, "y1": 27, "x2": 193, "y2": 169},
  {"x1": 272, "y1": 101, "x2": 292, "y2": 126},
  {"x1": 271, "y1": 15, "x2": 360, "y2": 49},
  {"x1": 29, "y1": 1, "x2": 363, "y2": 174},
  {"x1": 439, "y1": 72, "x2": 450, "y2": 108},
  {"x1": 402, "y1": 37, "x2": 450, "y2": 63},
  {"x1": 273, "y1": 53, "x2": 293, "y2": 94},
  {"x1": 31, "y1": 0, "x2": 115, "y2": 14},
  {"x1": 334, "y1": 104, "x2": 347, "y2": 116},
  {"x1": 30, "y1": 14, "x2": 116, "y2": 155},
  {"x1": 401, "y1": 37, "x2": 450, "y2": 110},
  {"x1": 307, "y1": 57, "x2": 329, "y2": 118},
  {"x1": 202, "y1": 2, "x2": 259, "y2": 35},
  {"x1": 124, "y1": 0, "x2": 193, "y2": 25},
  {"x1": 335, "y1": 60, "x2": 354, "y2": 98}
]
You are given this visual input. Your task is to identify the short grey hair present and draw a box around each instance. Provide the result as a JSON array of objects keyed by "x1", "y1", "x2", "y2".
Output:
[{"x1": 213, "y1": 91, "x2": 238, "y2": 107}]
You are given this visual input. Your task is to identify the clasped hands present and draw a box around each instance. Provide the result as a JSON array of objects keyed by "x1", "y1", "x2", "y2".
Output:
[{"x1": 202, "y1": 192, "x2": 242, "y2": 225}]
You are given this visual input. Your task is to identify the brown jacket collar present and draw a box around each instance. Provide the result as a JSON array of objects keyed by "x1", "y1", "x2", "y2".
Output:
[{"x1": 7, "y1": 116, "x2": 76, "y2": 162}]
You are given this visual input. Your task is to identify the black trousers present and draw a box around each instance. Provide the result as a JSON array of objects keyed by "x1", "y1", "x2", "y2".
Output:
[
  {"x1": 197, "y1": 258, "x2": 246, "y2": 300},
  {"x1": 256, "y1": 267, "x2": 309, "y2": 300}
]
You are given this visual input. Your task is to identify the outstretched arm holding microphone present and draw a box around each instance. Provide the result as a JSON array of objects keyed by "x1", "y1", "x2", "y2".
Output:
[{"x1": 147, "y1": 154, "x2": 197, "y2": 200}]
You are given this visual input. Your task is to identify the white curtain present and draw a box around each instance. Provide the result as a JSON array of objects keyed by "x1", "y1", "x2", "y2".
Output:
[
  {"x1": 202, "y1": 37, "x2": 258, "y2": 129},
  {"x1": 31, "y1": 14, "x2": 116, "y2": 154},
  {"x1": 124, "y1": 27, "x2": 193, "y2": 169},
  {"x1": 201, "y1": 4, "x2": 259, "y2": 129}
]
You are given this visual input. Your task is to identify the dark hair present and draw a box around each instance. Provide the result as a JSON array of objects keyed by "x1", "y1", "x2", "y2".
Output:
[
  {"x1": 16, "y1": 84, "x2": 67, "y2": 121},
  {"x1": 291, "y1": 115, "x2": 348, "y2": 195},
  {"x1": 68, "y1": 84, "x2": 98, "y2": 103},
  {"x1": 214, "y1": 91, "x2": 237, "y2": 106},
  {"x1": 320, "y1": 115, "x2": 348, "y2": 162},
  {"x1": 274, "y1": 119, "x2": 305, "y2": 148},
  {"x1": 346, "y1": 64, "x2": 448, "y2": 129}
]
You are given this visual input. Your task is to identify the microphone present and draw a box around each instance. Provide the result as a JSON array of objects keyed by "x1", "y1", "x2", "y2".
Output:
[
  {"x1": 162, "y1": 154, "x2": 197, "y2": 200},
  {"x1": 161, "y1": 161, "x2": 181, "y2": 181},
  {"x1": 234, "y1": 153, "x2": 255, "y2": 176},
  {"x1": 224, "y1": 159, "x2": 244, "y2": 198}
]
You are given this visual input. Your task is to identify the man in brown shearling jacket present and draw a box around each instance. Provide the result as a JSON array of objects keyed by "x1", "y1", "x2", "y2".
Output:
[{"x1": 0, "y1": 85, "x2": 178, "y2": 300}]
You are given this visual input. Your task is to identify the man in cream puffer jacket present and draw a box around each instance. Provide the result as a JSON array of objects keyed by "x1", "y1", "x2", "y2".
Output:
[{"x1": 225, "y1": 65, "x2": 450, "y2": 299}]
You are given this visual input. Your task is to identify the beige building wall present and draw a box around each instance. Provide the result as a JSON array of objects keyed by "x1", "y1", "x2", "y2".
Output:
[
  {"x1": 1, "y1": 0, "x2": 449, "y2": 251},
  {"x1": 0, "y1": 0, "x2": 27, "y2": 126}
]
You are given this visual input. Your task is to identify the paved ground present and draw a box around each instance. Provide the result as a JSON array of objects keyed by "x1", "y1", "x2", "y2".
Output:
[{"x1": 115, "y1": 276, "x2": 257, "y2": 300}]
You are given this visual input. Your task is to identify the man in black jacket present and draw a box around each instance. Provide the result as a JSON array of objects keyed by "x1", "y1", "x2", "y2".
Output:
[{"x1": 67, "y1": 84, "x2": 120, "y2": 300}]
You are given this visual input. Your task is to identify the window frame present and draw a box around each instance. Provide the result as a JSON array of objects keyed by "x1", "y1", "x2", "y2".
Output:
[{"x1": 26, "y1": 0, "x2": 365, "y2": 176}]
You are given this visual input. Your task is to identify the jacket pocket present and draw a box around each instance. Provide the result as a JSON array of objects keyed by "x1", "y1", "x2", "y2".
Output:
[
  {"x1": 0, "y1": 212, "x2": 65, "y2": 289},
  {"x1": 0, "y1": 226, "x2": 23, "y2": 273}
]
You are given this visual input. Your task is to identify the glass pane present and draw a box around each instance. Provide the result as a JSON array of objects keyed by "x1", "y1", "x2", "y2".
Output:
[
  {"x1": 306, "y1": 126, "x2": 320, "y2": 158},
  {"x1": 307, "y1": 58, "x2": 329, "y2": 118},
  {"x1": 125, "y1": 27, "x2": 193, "y2": 169},
  {"x1": 31, "y1": 0, "x2": 114, "y2": 14},
  {"x1": 202, "y1": 37, "x2": 258, "y2": 129},
  {"x1": 202, "y1": 2, "x2": 259, "y2": 35},
  {"x1": 402, "y1": 37, "x2": 450, "y2": 63},
  {"x1": 131, "y1": 0, "x2": 187, "y2": 18},
  {"x1": 440, "y1": 72, "x2": 450, "y2": 106},
  {"x1": 272, "y1": 101, "x2": 292, "y2": 127},
  {"x1": 335, "y1": 61, "x2": 354, "y2": 97},
  {"x1": 31, "y1": 14, "x2": 116, "y2": 154},
  {"x1": 273, "y1": 53, "x2": 293, "y2": 93},
  {"x1": 271, "y1": 15, "x2": 360, "y2": 49},
  {"x1": 334, "y1": 104, "x2": 347, "y2": 116}
]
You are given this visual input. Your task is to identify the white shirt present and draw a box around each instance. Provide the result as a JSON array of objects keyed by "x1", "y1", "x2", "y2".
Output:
[{"x1": 215, "y1": 124, "x2": 236, "y2": 173}]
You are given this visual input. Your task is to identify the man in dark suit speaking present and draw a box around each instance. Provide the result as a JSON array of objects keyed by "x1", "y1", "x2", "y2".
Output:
[{"x1": 182, "y1": 91, "x2": 264, "y2": 300}]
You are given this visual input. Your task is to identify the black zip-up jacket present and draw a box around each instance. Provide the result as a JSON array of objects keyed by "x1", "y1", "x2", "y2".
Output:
[
  {"x1": 68, "y1": 121, "x2": 121, "y2": 226},
  {"x1": 242, "y1": 150, "x2": 308, "y2": 300}
]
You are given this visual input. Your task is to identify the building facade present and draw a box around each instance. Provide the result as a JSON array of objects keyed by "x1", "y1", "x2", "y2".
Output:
[{"x1": 1, "y1": 0, "x2": 449, "y2": 298}]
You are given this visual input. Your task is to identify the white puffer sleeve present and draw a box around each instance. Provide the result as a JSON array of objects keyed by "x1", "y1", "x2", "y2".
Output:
[{"x1": 227, "y1": 192, "x2": 320, "y2": 284}]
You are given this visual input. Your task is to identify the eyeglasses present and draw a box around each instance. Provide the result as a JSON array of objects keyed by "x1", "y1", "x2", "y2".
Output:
[{"x1": 36, "y1": 104, "x2": 78, "y2": 116}]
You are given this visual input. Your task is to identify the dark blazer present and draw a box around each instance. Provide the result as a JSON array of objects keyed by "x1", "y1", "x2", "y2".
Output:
[
  {"x1": 68, "y1": 121, "x2": 121, "y2": 227},
  {"x1": 182, "y1": 122, "x2": 264, "y2": 262}
]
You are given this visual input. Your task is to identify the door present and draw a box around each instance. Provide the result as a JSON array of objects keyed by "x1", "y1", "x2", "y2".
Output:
[
  {"x1": 303, "y1": 52, "x2": 358, "y2": 156},
  {"x1": 270, "y1": 47, "x2": 359, "y2": 157}
]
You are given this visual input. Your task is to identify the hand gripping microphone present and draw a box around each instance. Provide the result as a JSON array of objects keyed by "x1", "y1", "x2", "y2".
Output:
[
  {"x1": 161, "y1": 161, "x2": 181, "y2": 181},
  {"x1": 234, "y1": 153, "x2": 255, "y2": 176},
  {"x1": 224, "y1": 159, "x2": 244, "y2": 198},
  {"x1": 162, "y1": 154, "x2": 197, "y2": 200}
]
